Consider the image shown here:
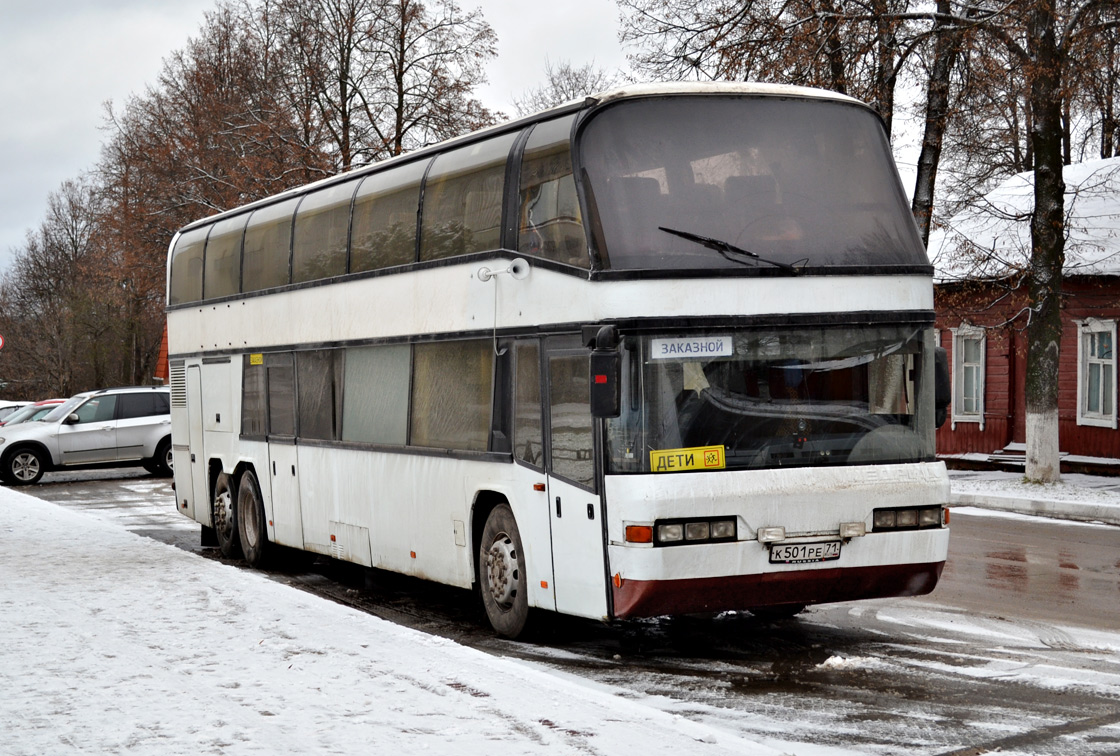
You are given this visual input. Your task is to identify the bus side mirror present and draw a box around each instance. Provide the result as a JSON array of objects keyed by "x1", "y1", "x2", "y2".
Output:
[
  {"x1": 934, "y1": 346, "x2": 950, "y2": 428},
  {"x1": 589, "y1": 325, "x2": 621, "y2": 418}
]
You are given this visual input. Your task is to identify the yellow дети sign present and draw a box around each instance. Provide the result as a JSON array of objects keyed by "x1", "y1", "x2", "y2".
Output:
[
  {"x1": 649, "y1": 445, "x2": 726, "y2": 473},
  {"x1": 249, "y1": 353, "x2": 264, "y2": 366}
]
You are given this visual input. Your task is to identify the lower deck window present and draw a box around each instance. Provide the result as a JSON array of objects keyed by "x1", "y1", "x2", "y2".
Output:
[{"x1": 410, "y1": 340, "x2": 493, "y2": 451}]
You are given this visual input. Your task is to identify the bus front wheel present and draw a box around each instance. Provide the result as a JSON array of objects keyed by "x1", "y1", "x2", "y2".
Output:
[
  {"x1": 237, "y1": 469, "x2": 270, "y2": 568},
  {"x1": 211, "y1": 473, "x2": 241, "y2": 559},
  {"x1": 479, "y1": 504, "x2": 530, "y2": 639}
]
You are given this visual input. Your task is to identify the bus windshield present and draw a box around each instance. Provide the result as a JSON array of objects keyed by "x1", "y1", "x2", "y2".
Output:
[
  {"x1": 578, "y1": 96, "x2": 927, "y2": 272},
  {"x1": 605, "y1": 326, "x2": 936, "y2": 473}
]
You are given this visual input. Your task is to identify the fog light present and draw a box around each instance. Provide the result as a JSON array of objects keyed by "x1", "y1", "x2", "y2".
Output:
[
  {"x1": 839, "y1": 521, "x2": 866, "y2": 538},
  {"x1": 757, "y1": 526, "x2": 785, "y2": 543},
  {"x1": 919, "y1": 507, "x2": 942, "y2": 527},
  {"x1": 711, "y1": 519, "x2": 736, "y2": 539},
  {"x1": 658, "y1": 523, "x2": 684, "y2": 542},
  {"x1": 873, "y1": 510, "x2": 896, "y2": 529},
  {"x1": 896, "y1": 509, "x2": 919, "y2": 528}
]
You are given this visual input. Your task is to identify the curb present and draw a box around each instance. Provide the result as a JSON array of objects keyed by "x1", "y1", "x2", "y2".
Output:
[{"x1": 951, "y1": 493, "x2": 1120, "y2": 527}]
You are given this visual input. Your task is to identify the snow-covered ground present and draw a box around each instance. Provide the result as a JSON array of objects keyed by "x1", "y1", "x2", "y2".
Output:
[{"x1": 0, "y1": 486, "x2": 854, "y2": 756}]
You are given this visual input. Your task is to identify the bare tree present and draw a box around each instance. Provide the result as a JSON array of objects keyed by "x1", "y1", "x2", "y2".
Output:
[
  {"x1": 617, "y1": 0, "x2": 920, "y2": 137},
  {"x1": 0, "y1": 179, "x2": 114, "y2": 397},
  {"x1": 360, "y1": 0, "x2": 500, "y2": 158},
  {"x1": 513, "y1": 59, "x2": 626, "y2": 117},
  {"x1": 1, "y1": 0, "x2": 502, "y2": 396}
]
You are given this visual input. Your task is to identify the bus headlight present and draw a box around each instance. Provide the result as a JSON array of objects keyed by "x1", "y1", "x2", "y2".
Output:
[
  {"x1": 711, "y1": 519, "x2": 736, "y2": 539},
  {"x1": 657, "y1": 523, "x2": 684, "y2": 543},
  {"x1": 896, "y1": 509, "x2": 918, "y2": 528},
  {"x1": 654, "y1": 518, "x2": 737, "y2": 546},
  {"x1": 685, "y1": 522, "x2": 710, "y2": 541},
  {"x1": 873, "y1": 510, "x2": 896, "y2": 529},
  {"x1": 872, "y1": 506, "x2": 945, "y2": 531},
  {"x1": 919, "y1": 507, "x2": 943, "y2": 527}
]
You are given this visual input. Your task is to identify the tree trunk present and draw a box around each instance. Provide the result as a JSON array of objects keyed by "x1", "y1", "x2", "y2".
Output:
[
  {"x1": 874, "y1": 0, "x2": 896, "y2": 135},
  {"x1": 818, "y1": 0, "x2": 848, "y2": 94},
  {"x1": 911, "y1": 0, "x2": 961, "y2": 245},
  {"x1": 1023, "y1": 0, "x2": 1065, "y2": 483}
]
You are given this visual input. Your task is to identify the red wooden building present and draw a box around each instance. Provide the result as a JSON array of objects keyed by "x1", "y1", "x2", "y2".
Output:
[{"x1": 929, "y1": 158, "x2": 1120, "y2": 473}]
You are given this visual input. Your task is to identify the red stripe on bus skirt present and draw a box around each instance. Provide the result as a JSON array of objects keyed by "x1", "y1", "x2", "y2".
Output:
[{"x1": 611, "y1": 561, "x2": 946, "y2": 619}]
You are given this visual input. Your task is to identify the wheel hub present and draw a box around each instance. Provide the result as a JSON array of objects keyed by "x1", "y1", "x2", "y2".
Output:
[
  {"x1": 215, "y1": 490, "x2": 233, "y2": 534},
  {"x1": 485, "y1": 535, "x2": 518, "y2": 607},
  {"x1": 13, "y1": 453, "x2": 39, "y2": 481}
]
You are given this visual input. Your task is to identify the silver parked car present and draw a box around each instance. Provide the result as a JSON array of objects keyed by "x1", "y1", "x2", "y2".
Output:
[{"x1": 0, "y1": 386, "x2": 171, "y2": 485}]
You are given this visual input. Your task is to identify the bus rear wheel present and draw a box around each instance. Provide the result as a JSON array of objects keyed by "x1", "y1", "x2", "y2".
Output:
[
  {"x1": 211, "y1": 473, "x2": 241, "y2": 559},
  {"x1": 237, "y1": 469, "x2": 270, "y2": 568},
  {"x1": 479, "y1": 504, "x2": 530, "y2": 639}
]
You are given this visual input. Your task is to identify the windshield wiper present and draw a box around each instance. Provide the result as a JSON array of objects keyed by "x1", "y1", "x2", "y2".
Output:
[{"x1": 658, "y1": 226, "x2": 802, "y2": 274}]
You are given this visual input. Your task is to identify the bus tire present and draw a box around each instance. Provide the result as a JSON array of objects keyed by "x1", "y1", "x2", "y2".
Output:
[
  {"x1": 478, "y1": 504, "x2": 530, "y2": 639},
  {"x1": 211, "y1": 473, "x2": 241, "y2": 559},
  {"x1": 237, "y1": 469, "x2": 270, "y2": 568}
]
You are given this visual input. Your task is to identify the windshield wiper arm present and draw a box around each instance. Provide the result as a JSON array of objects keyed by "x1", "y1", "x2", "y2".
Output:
[{"x1": 658, "y1": 226, "x2": 801, "y2": 274}]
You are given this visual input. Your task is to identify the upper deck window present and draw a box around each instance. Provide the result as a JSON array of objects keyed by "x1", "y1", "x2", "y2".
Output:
[
  {"x1": 243, "y1": 197, "x2": 298, "y2": 293},
  {"x1": 420, "y1": 133, "x2": 518, "y2": 261},
  {"x1": 203, "y1": 214, "x2": 249, "y2": 299},
  {"x1": 293, "y1": 179, "x2": 360, "y2": 283},
  {"x1": 168, "y1": 226, "x2": 208, "y2": 305},
  {"x1": 351, "y1": 159, "x2": 428, "y2": 272},
  {"x1": 578, "y1": 96, "x2": 927, "y2": 272},
  {"x1": 518, "y1": 116, "x2": 589, "y2": 268}
]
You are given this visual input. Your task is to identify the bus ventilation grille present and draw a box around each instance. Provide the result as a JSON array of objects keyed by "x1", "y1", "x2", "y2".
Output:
[{"x1": 169, "y1": 360, "x2": 187, "y2": 407}]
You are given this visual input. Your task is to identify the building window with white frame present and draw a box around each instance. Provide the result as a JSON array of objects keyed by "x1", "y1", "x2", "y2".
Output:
[
  {"x1": 1076, "y1": 318, "x2": 1117, "y2": 429},
  {"x1": 951, "y1": 326, "x2": 985, "y2": 430}
]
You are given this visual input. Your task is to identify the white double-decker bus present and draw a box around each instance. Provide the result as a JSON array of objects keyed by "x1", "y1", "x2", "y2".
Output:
[{"x1": 167, "y1": 82, "x2": 951, "y2": 638}]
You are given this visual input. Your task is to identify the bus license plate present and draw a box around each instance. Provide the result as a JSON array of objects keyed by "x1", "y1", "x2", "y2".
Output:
[{"x1": 769, "y1": 541, "x2": 841, "y2": 564}]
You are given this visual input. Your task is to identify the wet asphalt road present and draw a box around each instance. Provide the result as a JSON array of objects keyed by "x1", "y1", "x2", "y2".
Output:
[{"x1": 17, "y1": 468, "x2": 1120, "y2": 755}]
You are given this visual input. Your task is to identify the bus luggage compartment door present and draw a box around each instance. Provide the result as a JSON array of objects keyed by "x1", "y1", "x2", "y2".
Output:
[
  {"x1": 267, "y1": 441, "x2": 304, "y2": 550},
  {"x1": 185, "y1": 365, "x2": 207, "y2": 522}
]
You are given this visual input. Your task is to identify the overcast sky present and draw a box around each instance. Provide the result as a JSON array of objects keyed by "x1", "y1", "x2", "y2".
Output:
[{"x1": 0, "y1": 0, "x2": 628, "y2": 272}]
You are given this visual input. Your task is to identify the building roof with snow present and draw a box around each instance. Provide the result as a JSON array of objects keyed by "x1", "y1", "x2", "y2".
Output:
[{"x1": 928, "y1": 157, "x2": 1120, "y2": 284}]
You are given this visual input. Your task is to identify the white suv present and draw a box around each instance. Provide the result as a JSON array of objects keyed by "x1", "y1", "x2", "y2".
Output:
[{"x1": 0, "y1": 386, "x2": 171, "y2": 485}]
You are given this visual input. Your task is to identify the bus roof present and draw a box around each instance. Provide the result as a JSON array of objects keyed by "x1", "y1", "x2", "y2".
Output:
[{"x1": 174, "y1": 81, "x2": 866, "y2": 237}]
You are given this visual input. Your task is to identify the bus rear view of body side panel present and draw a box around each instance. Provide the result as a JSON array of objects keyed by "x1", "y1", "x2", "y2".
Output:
[{"x1": 604, "y1": 462, "x2": 950, "y2": 619}]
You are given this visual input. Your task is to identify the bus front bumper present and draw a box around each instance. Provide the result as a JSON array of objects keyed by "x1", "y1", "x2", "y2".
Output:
[{"x1": 611, "y1": 558, "x2": 945, "y2": 619}]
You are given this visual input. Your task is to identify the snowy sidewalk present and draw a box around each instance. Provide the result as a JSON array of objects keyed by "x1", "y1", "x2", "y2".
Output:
[
  {"x1": 0, "y1": 487, "x2": 854, "y2": 756},
  {"x1": 949, "y1": 468, "x2": 1120, "y2": 526}
]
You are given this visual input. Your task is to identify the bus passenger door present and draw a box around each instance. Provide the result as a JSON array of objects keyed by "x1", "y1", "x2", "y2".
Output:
[{"x1": 545, "y1": 349, "x2": 609, "y2": 620}]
